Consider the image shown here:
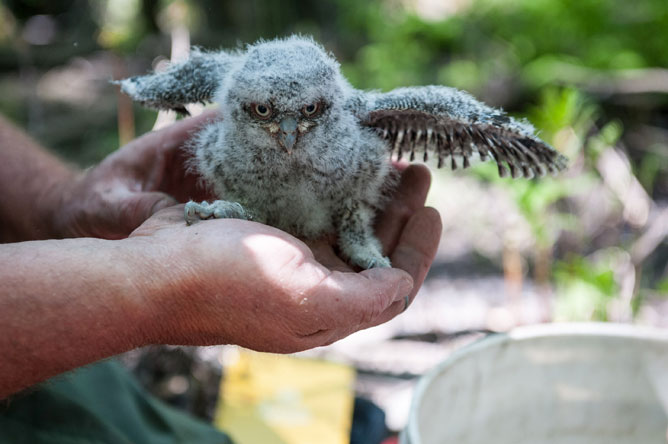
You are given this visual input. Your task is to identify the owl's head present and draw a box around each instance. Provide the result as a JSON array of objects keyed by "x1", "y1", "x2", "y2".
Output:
[{"x1": 219, "y1": 36, "x2": 350, "y2": 154}]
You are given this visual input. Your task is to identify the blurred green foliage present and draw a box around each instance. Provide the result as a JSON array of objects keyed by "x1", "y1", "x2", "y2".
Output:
[
  {"x1": 473, "y1": 88, "x2": 597, "y2": 249},
  {"x1": 339, "y1": 0, "x2": 668, "y2": 95},
  {"x1": 658, "y1": 278, "x2": 668, "y2": 296},
  {"x1": 553, "y1": 253, "x2": 619, "y2": 322}
]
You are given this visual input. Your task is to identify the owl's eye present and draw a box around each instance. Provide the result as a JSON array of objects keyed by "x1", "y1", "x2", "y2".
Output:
[
  {"x1": 251, "y1": 103, "x2": 272, "y2": 119},
  {"x1": 301, "y1": 102, "x2": 320, "y2": 117}
]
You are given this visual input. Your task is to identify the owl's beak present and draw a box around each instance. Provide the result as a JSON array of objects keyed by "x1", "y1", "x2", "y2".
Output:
[{"x1": 277, "y1": 116, "x2": 298, "y2": 153}]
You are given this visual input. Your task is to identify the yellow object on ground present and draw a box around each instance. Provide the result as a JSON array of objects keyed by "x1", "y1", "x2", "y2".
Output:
[{"x1": 214, "y1": 348, "x2": 356, "y2": 444}]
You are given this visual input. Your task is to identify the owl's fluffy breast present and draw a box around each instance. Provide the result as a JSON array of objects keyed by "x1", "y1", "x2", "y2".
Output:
[{"x1": 192, "y1": 118, "x2": 391, "y2": 238}]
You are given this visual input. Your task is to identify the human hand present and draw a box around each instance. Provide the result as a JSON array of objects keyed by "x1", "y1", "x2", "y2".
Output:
[
  {"x1": 46, "y1": 112, "x2": 219, "y2": 239},
  {"x1": 128, "y1": 165, "x2": 441, "y2": 352}
]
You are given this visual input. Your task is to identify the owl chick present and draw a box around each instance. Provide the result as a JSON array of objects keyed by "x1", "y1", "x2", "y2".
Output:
[{"x1": 117, "y1": 35, "x2": 567, "y2": 269}]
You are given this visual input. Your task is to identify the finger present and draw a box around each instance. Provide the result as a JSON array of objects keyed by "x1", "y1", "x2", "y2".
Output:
[
  {"x1": 119, "y1": 191, "x2": 178, "y2": 234},
  {"x1": 346, "y1": 208, "x2": 442, "y2": 331},
  {"x1": 375, "y1": 164, "x2": 431, "y2": 255},
  {"x1": 113, "y1": 111, "x2": 221, "y2": 199},
  {"x1": 295, "y1": 267, "x2": 414, "y2": 348},
  {"x1": 110, "y1": 111, "x2": 217, "y2": 182},
  {"x1": 129, "y1": 204, "x2": 187, "y2": 237},
  {"x1": 308, "y1": 239, "x2": 352, "y2": 272},
  {"x1": 299, "y1": 208, "x2": 440, "y2": 346},
  {"x1": 391, "y1": 159, "x2": 411, "y2": 171},
  {"x1": 158, "y1": 149, "x2": 215, "y2": 202},
  {"x1": 120, "y1": 110, "x2": 220, "y2": 164},
  {"x1": 390, "y1": 206, "x2": 442, "y2": 307},
  {"x1": 149, "y1": 203, "x2": 186, "y2": 220},
  {"x1": 301, "y1": 267, "x2": 413, "y2": 343}
]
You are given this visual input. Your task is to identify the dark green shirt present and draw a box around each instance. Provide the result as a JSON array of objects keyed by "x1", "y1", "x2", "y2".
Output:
[{"x1": 0, "y1": 360, "x2": 233, "y2": 444}]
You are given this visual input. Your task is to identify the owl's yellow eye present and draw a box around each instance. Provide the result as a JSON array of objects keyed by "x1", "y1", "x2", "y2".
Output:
[
  {"x1": 302, "y1": 102, "x2": 320, "y2": 117},
  {"x1": 252, "y1": 103, "x2": 272, "y2": 119}
]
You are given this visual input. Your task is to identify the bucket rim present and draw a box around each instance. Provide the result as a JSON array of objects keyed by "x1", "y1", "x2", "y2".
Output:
[{"x1": 402, "y1": 322, "x2": 668, "y2": 444}]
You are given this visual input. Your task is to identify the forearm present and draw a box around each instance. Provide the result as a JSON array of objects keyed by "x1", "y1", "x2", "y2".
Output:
[
  {"x1": 0, "y1": 237, "x2": 163, "y2": 398},
  {"x1": 0, "y1": 115, "x2": 77, "y2": 242}
]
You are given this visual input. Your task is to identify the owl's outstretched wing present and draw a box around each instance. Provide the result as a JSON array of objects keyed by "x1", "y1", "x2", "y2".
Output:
[
  {"x1": 114, "y1": 49, "x2": 240, "y2": 114},
  {"x1": 356, "y1": 86, "x2": 567, "y2": 178}
]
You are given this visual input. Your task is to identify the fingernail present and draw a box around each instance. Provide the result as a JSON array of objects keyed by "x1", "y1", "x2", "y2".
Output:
[
  {"x1": 396, "y1": 276, "x2": 414, "y2": 301},
  {"x1": 364, "y1": 268, "x2": 414, "y2": 303}
]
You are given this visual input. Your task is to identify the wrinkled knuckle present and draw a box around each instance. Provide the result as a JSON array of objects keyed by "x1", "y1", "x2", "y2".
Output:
[
  {"x1": 291, "y1": 314, "x2": 323, "y2": 338},
  {"x1": 278, "y1": 304, "x2": 317, "y2": 336},
  {"x1": 289, "y1": 310, "x2": 334, "y2": 340},
  {"x1": 276, "y1": 338, "x2": 309, "y2": 354},
  {"x1": 296, "y1": 327, "x2": 338, "y2": 350},
  {"x1": 358, "y1": 298, "x2": 387, "y2": 326},
  {"x1": 395, "y1": 204, "x2": 415, "y2": 222},
  {"x1": 118, "y1": 199, "x2": 135, "y2": 217}
]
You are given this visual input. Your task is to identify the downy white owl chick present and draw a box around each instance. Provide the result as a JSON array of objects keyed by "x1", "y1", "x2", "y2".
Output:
[{"x1": 117, "y1": 36, "x2": 567, "y2": 269}]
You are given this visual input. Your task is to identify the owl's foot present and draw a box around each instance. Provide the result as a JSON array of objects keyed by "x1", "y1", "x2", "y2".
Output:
[
  {"x1": 337, "y1": 202, "x2": 391, "y2": 269},
  {"x1": 184, "y1": 200, "x2": 250, "y2": 225},
  {"x1": 348, "y1": 249, "x2": 392, "y2": 269}
]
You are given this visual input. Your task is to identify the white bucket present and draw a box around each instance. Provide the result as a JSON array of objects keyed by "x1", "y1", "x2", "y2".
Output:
[{"x1": 401, "y1": 323, "x2": 668, "y2": 444}]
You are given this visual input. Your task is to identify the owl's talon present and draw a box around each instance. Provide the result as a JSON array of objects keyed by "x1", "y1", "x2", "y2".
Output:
[
  {"x1": 347, "y1": 251, "x2": 391, "y2": 270},
  {"x1": 362, "y1": 256, "x2": 391, "y2": 269},
  {"x1": 372, "y1": 256, "x2": 392, "y2": 268},
  {"x1": 184, "y1": 200, "x2": 249, "y2": 225},
  {"x1": 184, "y1": 202, "x2": 202, "y2": 225}
]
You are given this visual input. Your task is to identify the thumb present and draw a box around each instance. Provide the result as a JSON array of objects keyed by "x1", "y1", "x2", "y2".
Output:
[
  {"x1": 317, "y1": 267, "x2": 414, "y2": 328},
  {"x1": 121, "y1": 191, "x2": 178, "y2": 233}
]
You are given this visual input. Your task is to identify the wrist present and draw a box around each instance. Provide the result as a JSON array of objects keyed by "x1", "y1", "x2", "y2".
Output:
[
  {"x1": 115, "y1": 235, "x2": 199, "y2": 345},
  {"x1": 34, "y1": 167, "x2": 79, "y2": 239},
  {"x1": 0, "y1": 236, "x2": 176, "y2": 393}
]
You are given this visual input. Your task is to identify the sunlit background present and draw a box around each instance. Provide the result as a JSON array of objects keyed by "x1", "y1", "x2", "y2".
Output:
[{"x1": 1, "y1": 0, "x2": 667, "y2": 439}]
